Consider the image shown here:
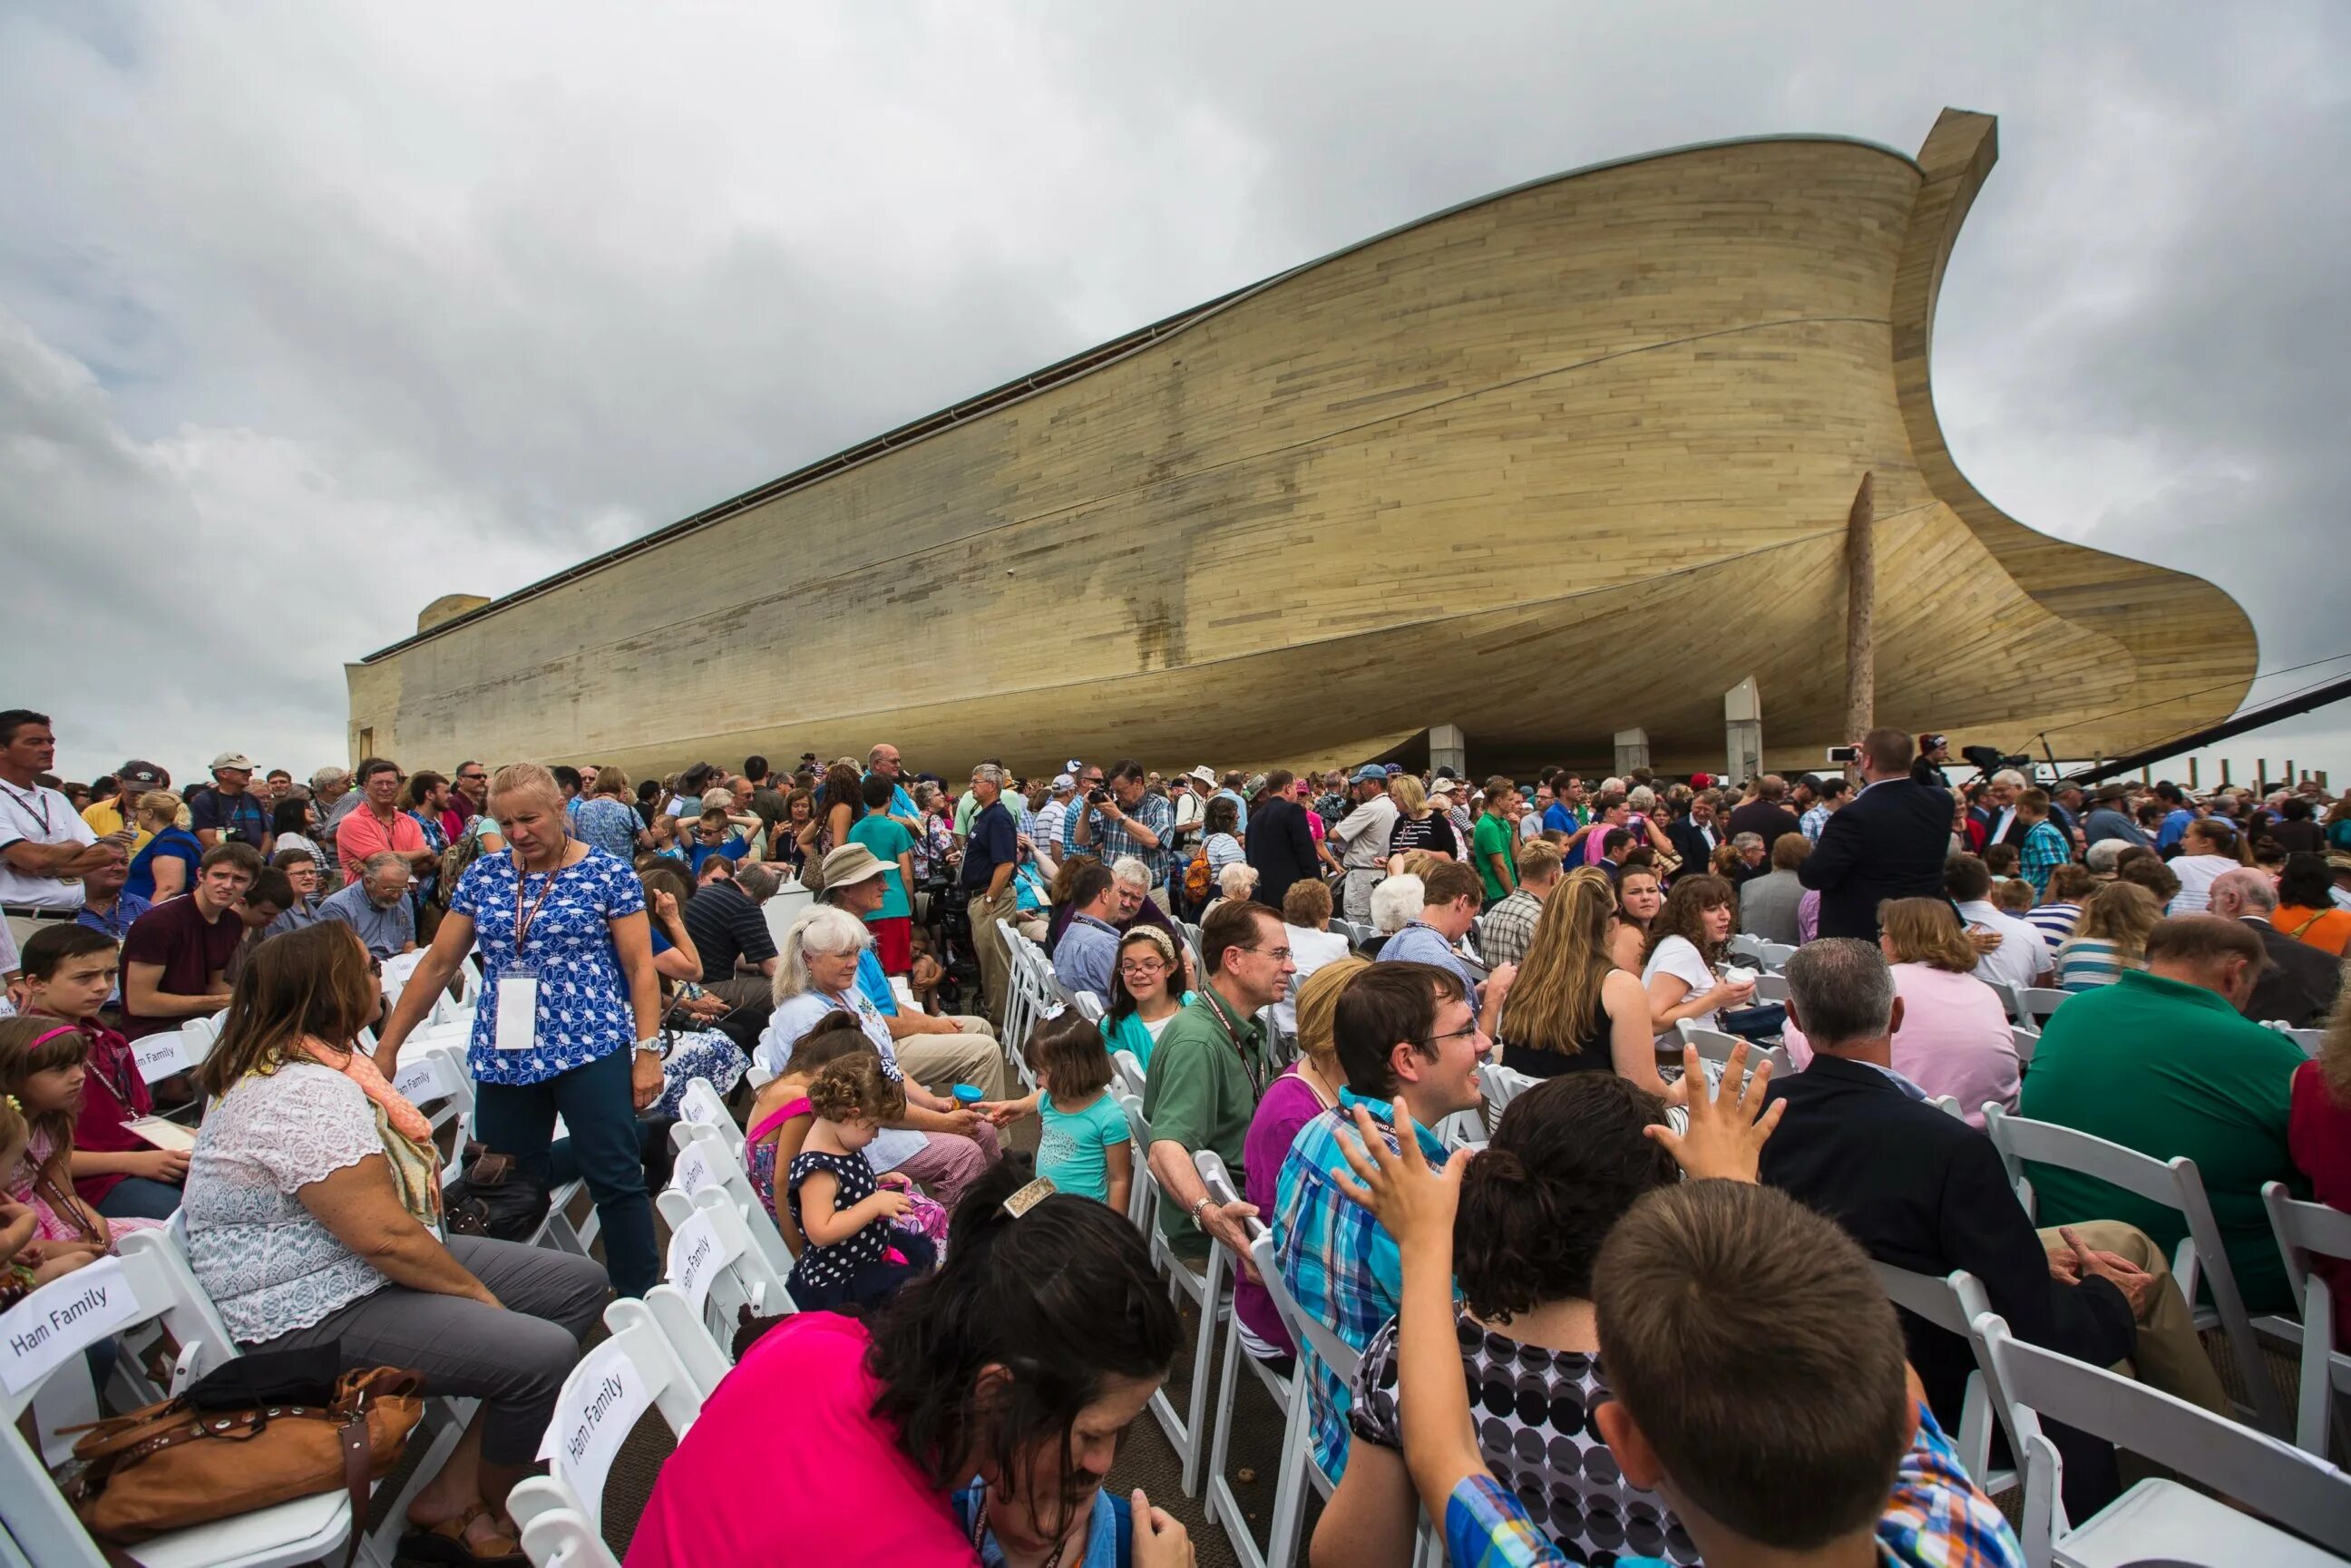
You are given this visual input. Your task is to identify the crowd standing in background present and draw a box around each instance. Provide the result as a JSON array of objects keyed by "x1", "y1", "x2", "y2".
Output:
[{"x1": 5, "y1": 703, "x2": 2351, "y2": 1566}]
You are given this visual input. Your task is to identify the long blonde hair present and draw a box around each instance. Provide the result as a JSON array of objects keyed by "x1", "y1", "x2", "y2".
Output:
[
  {"x1": 1293, "y1": 957, "x2": 1370, "y2": 1075},
  {"x1": 2067, "y1": 881, "x2": 2161, "y2": 966},
  {"x1": 1878, "y1": 898, "x2": 1978, "y2": 974},
  {"x1": 1389, "y1": 775, "x2": 1429, "y2": 820},
  {"x1": 1497, "y1": 869, "x2": 1617, "y2": 1057}
]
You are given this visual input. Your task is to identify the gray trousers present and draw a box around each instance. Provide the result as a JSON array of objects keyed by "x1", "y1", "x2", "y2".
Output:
[{"x1": 254, "y1": 1234, "x2": 609, "y2": 1466}]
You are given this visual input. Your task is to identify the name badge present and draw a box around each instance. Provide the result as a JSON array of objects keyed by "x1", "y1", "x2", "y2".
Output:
[{"x1": 495, "y1": 969, "x2": 539, "y2": 1053}]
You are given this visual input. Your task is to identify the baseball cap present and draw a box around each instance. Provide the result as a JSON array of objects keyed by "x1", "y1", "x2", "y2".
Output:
[
  {"x1": 118, "y1": 760, "x2": 165, "y2": 788},
  {"x1": 1689, "y1": 772, "x2": 1713, "y2": 789},
  {"x1": 1919, "y1": 733, "x2": 1946, "y2": 752},
  {"x1": 1350, "y1": 765, "x2": 1388, "y2": 784},
  {"x1": 210, "y1": 751, "x2": 257, "y2": 773},
  {"x1": 1051, "y1": 773, "x2": 1077, "y2": 792},
  {"x1": 819, "y1": 843, "x2": 892, "y2": 889},
  {"x1": 1188, "y1": 765, "x2": 1217, "y2": 786},
  {"x1": 1426, "y1": 777, "x2": 1459, "y2": 797}
]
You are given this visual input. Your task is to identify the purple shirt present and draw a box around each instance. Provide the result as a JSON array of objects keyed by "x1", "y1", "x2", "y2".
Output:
[{"x1": 1238, "y1": 1070, "x2": 1331, "y2": 1355}]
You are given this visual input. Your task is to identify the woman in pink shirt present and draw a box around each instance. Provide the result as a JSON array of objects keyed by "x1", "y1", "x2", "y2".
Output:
[
  {"x1": 1781, "y1": 899, "x2": 2019, "y2": 1125},
  {"x1": 627, "y1": 1162, "x2": 1193, "y2": 1568}
]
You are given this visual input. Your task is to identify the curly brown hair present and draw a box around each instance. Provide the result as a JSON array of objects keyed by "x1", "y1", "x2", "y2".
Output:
[
  {"x1": 1646, "y1": 873, "x2": 1734, "y2": 969},
  {"x1": 805, "y1": 1052, "x2": 906, "y2": 1125},
  {"x1": 1456, "y1": 1074, "x2": 1679, "y2": 1323}
]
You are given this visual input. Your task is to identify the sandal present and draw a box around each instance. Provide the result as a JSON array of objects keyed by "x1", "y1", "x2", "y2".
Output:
[{"x1": 398, "y1": 1502, "x2": 523, "y2": 1565}]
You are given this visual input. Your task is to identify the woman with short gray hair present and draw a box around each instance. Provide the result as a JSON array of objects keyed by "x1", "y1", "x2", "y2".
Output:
[{"x1": 753, "y1": 905, "x2": 1000, "y2": 1207}]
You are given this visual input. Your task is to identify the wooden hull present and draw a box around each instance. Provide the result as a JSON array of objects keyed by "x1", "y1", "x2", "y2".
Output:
[{"x1": 348, "y1": 109, "x2": 2255, "y2": 779}]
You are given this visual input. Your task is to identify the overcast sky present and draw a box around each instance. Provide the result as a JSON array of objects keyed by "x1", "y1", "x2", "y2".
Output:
[{"x1": 5, "y1": 1, "x2": 2346, "y2": 787}]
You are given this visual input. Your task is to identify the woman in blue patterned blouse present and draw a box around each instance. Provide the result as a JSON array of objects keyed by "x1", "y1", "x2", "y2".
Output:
[{"x1": 374, "y1": 762, "x2": 666, "y2": 1296}]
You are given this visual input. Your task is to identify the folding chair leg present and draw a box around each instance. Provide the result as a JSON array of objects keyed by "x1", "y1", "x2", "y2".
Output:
[
  {"x1": 1263, "y1": 1371, "x2": 1318, "y2": 1568},
  {"x1": 1204, "y1": 1312, "x2": 1270, "y2": 1568}
]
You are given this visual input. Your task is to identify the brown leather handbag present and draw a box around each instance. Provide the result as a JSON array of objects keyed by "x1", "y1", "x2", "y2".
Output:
[{"x1": 66, "y1": 1365, "x2": 424, "y2": 1558}]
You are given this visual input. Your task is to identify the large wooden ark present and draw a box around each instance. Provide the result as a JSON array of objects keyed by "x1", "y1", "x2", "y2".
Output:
[{"x1": 348, "y1": 109, "x2": 2256, "y2": 779}]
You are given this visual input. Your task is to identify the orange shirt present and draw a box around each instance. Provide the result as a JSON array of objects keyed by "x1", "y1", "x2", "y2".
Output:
[
  {"x1": 335, "y1": 806, "x2": 427, "y2": 885},
  {"x1": 2275, "y1": 903, "x2": 2351, "y2": 956}
]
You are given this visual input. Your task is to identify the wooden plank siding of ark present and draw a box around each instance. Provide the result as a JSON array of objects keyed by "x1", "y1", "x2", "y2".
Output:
[{"x1": 348, "y1": 108, "x2": 2255, "y2": 782}]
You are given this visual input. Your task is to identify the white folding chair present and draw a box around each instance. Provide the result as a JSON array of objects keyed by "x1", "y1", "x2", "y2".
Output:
[
  {"x1": 505, "y1": 1299, "x2": 707, "y2": 1543},
  {"x1": 676, "y1": 1076, "x2": 745, "y2": 1162},
  {"x1": 180, "y1": 1013, "x2": 223, "y2": 1055},
  {"x1": 1757, "y1": 940, "x2": 1797, "y2": 971},
  {"x1": 1112, "y1": 1048, "x2": 1147, "y2": 1104},
  {"x1": 1870, "y1": 1264, "x2": 2015, "y2": 1495},
  {"x1": 2260, "y1": 1180, "x2": 2351, "y2": 1458},
  {"x1": 1123, "y1": 1096, "x2": 1230, "y2": 1495},
  {"x1": 1194, "y1": 1154, "x2": 1311, "y2": 1568},
  {"x1": 1253, "y1": 1226, "x2": 1358, "y2": 1515},
  {"x1": 650, "y1": 1184, "x2": 793, "y2": 1398},
  {"x1": 1074, "y1": 989, "x2": 1106, "y2": 1023},
  {"x1": 2261, "y1": 1021, "x2": 2327, "y2": 1059},
  {"x1": 1117, "y1": 1091, "x2": 1158, "y2": 1231},
  {"x1": 516, "y1": 1507, "x2": 620, "y2": 1568},
  {"x1": 668, "y1": 1121, "x2": 796, "y2": 1279},
  {"x1": 1477, "y1": 1060, "x2": 1536, "y2": 1132},
  {"x1": 0, "y1": 1244, "x2": 375, "y2": 1568},
  {"x1": 1752, "y1": 970, "x2": 1791, "y2": 1002},
  {"x1": 743, "y1": 1062, "x2": 776, "y2": 1091},
  {"x1": 1983, "y1": 1105, "x2": 2290, "y2": 1437},
  {"x1": 1930, "y1": 1095, "x2": 1966, "y2": 1120},
  {"x1": 1976, "y1": 1310, "x2": 2351, "y2": 1568},
  {"x1": 2011, "y1": 1024, "x2": 2040, "y2": 1067},
  {"x1": 1725, "y1": 932, "x2": 1766, "y2": 964},
  {"x1": 1983, "y1": 979, "x2": 2025, "y2": 1026},
  {"x1": 2015, "y1": 987, "x2": 2069, "y2": 1026},
  {"x1": 1675, "y1": 1019, "x2": 1791, "y2": 1076}
]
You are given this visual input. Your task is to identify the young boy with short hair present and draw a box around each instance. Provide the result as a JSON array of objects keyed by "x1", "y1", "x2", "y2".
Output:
[
  {"x1": 15, "y1": 923, "x2": 184, "y2": 1220},
  {"x1": 1332, "y1": 1045, "x2": 2023, "y2": 1568}
]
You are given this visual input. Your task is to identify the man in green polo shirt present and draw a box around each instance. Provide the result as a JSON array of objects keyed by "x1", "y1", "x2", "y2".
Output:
[
  {"x1": 1471, "y1": 777, "x2": 1519, "y2": 909},
  {"x1": 1142, "y1": 899, "x2": 1295, "y2": 1261},
  {"x1": 2020, "y1": 914, "x2": 2305, "y2": 1312}
]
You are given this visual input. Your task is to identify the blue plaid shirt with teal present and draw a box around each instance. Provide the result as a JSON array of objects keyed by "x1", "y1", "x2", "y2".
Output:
[
  {"x1": 2020, "y1": 819, "x2": 2071, "y2": 899},
  {"x1": 1066, "y1": 789, "x2": 1176, "y2": 876},
  {"x1": 1442, "y1": 1402, "x2": 2022, "y2": 1568},
  {"x1": 1273, "y1": 1091, "x2": 1448, "y2": 1479}
]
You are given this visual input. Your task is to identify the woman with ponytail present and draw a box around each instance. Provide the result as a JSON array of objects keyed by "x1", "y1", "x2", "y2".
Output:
[
  {"x1": 628, "y1": 1158, "x2": 1195, "y2": 1568},
  {"x1": 1312, "y1": 1075, "x2": 1700, "y2": 1568}
]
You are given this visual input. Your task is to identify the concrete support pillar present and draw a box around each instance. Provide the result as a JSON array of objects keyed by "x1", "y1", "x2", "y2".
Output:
[
  {"x1": 1429, "y1": 724, "x2": 1467, "y2": 780},
  {"x1": 1614, "y1": 727, "x2": 1651, "y2": 776},
  {"x1": 1724, "y1": 678, "x2": 1762, "y2": 785}
]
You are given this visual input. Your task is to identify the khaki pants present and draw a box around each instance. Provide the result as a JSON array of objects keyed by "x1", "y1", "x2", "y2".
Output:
[
  {"x1": 2037, "y1": 1220, "x2": 2230, "y2": 1417},
  {"x1": 893, "y1": 1022, "x2": 1007, "y2": 1101},
  {"x1": 967, "y1": 886, "x2": 1019, "y2": 1029},
  {"x1": 1341, "y1": 868, "x2": 1383, "y2": 924},
  {"x1": 5, "y1": 910, "x2": 77, "y2": 953}
]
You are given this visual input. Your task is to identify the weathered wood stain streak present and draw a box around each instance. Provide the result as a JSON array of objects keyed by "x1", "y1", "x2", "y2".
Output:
[{"x1": 349, "y1": 109, "x2": 2255, "y2": 779}]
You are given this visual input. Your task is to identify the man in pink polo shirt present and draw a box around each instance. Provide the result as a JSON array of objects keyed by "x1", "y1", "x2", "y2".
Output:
[{"x1": 333, "y1": 756, "x2": 436, "y2": 885}]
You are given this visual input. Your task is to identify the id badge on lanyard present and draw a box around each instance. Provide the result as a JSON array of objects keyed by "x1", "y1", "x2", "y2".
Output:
[{"x1": 495, "y1": 962, "x2": 540, "y2": 1052}]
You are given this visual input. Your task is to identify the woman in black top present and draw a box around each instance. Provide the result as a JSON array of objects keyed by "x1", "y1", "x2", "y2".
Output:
[
  {"x1": 1494, "y1": 868, "x2": 1682, "y2": 1102},
  {"x1": 1383, "y1": 775, "x2": 1459, "y2": 867}
]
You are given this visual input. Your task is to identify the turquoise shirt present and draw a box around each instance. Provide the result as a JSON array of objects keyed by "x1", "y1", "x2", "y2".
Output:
[
  {"x1": 1099, "y1": 991, "x2": 1196, "y2": 1074},
  {"x1": 846, "y1": 813, "x2": 915, "y2": 920},
  {"x1": 1036, "y1": 1090, "x2": 1132, "y2": 1203}
]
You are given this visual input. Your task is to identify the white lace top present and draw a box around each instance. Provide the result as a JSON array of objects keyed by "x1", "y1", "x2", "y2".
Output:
[{"x1": 183, "y1": 1062, "x2": 391, "y2": 1344}]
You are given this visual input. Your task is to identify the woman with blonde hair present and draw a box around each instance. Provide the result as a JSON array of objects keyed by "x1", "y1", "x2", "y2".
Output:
[
  {"x1": 1497, "y1": 869, "x2": 1679, "y2": 1098},
  {"x1": 123, "y1": 790, "x2": 200, "y2": 902},
  {"x1": 1238, "y1": 956, "x2": 1370, "y2": 1368},
  {"x1": 1384, "y1": 774, "x2": 1458, "y2": 868},
  {"x1": 2055, "y1": 881, "x2": 2162, "y2": 990},
  {"x1": 1781, "y1": 899, "x2": 2018, "y2": 1124}
]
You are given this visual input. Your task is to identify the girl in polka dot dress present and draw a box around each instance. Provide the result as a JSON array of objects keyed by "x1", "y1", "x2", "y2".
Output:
[{"x1": 785, "y1": 1054, "x2": 936, "y2": 1310}]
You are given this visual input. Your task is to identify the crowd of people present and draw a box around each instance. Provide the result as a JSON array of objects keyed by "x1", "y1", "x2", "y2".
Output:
[{"x1": 5, "y1": 703, "x2": 2350, "y2": 1567}]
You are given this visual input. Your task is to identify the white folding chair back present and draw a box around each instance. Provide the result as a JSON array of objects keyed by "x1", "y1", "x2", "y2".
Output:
[
  {"x1": 1870, "y1": 1263, "x2": 2014, "y2": 1495},
  {"x1": 1112, "y1": 1048, "x2": 1147, "y2": 1104},
  {"x1": 506, "y1": 1298, "x2": 707, "y2": 1538},
  {"x1": 1982, "y1": 979, "x2": 2024, "y2": 1025},
  {"x1": 2015, "y1": 987, "x2": 2068, "y2": 1025},
  {"x1": 744, "y1": 1062, "x2": 776, "y2": 1091},
  {"x1": 180, "y1": 1012, "x2": 223, "y2": 1054},
  {"x1": 1757, "y1": 940, "x2": 1797, "y2": 971},
  {"x1": 1195, "y1": 1155, "x2": 1300, "y2": 1568},
  {"x1": 650, "y1": 1184, "x2": 794, "y2": 1397},
  {"x1": 1752, "y1": 970, "x2": 1791, "y2": 1001},
  {"x1": 389, "y1": 1041, "x2": 474, "y2": 1148},
  {"x1": 1983, "y1": 1105, "x2": 2289, "y2": 1437},
  {"x1": 2261, "y1": 1180, "x2": 2351, "y2": 1457},
  {"x1": 1252, "y1": 1230, "x2": 1357, "y2": 1505},
  {"x1": 2010, "y1": 1024, "x2": 2040, "y2": 1066},
  {"x1": 0, "y1": 1243, "x2": 366, "y2": 1568},
  {"x1": 1117, "y1": 1091, "x2": 1158, "y2": 1231},
  {"x1": 131, "y1": 1028, "x2": 199, "y2": 1087},
  {"x1": 1675, "y1": 1019, "x2": 1790, "y2": 1076},
  {"x1": 670, "y1": 1120, "x2": 796, "y2": 1279},
  {"x1": 1477, "y1": 1060, "x2": 1536, "y2": 1129},
  {"x1": 1975, "y1": 1310, "x2": 2351, "y2": 1568},
  {"x1": 677, "y1": 1076, "x2": 745, "y2": 1161},
  {"x1": 1074, "y1": 989, "x2": 1106, "y2": 1023},
  {"x1": 2262, "y1": 1022, "x2": 2325, "y2": 1058},
  {"x1": 1725, "y1": 932, "x2": 1766, "y2": 964},
  {"x1": 516, "y1": 1506, "x2": 622, "y2": 1568}
]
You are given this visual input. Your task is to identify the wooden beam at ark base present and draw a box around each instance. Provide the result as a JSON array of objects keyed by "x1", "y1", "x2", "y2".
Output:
[{"x1": 1841, "y1": 472, "x2": 1875, "y2": 785}]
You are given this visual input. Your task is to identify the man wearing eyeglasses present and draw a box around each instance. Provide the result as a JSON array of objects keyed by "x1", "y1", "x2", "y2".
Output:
[
  {"x1": 450, "y1": 760, "x2": 491, "y2": 823},
  {"x1": 1142, "y1": 900, "x2": 1295, "y2": 1268},
  {"x1": 1273, "y1": 960, "x2": 1490, "y2": 1480},
  {"x1": 1374, "y1": 860, "x2": 1517, "y2": 1042}
]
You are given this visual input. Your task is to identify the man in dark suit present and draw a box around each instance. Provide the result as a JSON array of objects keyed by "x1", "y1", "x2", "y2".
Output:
[
  {"x1": 1761, "y1": 939, "x2": 2230, "y2": 1522},
  {"x1": 2209, "y1": 868, "x2": 2340, "y2": 1027},
  {"x1": 1726, "y1": 774, "x2": 1802, "y2": 852},
  {"x1": 1665, "y1": 796, "x2": 1718, "y2": 883},
  {"x1": 1969, "y1": 768, "x2": 2033, "y2": 849},
  {"x1": 1244, "y1": 768, "x2": 1321, "y2": 911},
  {"x1": 1796, "y1": 728, "x2": 1953, "y2": 941}
]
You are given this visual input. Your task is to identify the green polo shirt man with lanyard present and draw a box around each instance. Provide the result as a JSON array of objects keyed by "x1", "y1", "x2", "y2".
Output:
[{"x1": 1142, "y1": 900, "x2": 1295, "y2": 1261}]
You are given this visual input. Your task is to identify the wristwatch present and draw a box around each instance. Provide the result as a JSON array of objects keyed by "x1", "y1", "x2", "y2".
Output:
[
  {"x1": 1187, "y1": 1193, "x2": 1215, "y2": 1224},
  {"x1": 634, "y1": 1035, "x2": 667, "y2": 1058}
]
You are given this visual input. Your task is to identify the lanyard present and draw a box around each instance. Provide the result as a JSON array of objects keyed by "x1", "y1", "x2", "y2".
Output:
[
  {"x1": 0, "y1": 780, "x2": 54, "y2": 837},
  {"x1": 1201, "y1": 989, "x2": 1268, "y2": 1097},
  {"x1": 512, "y1": 849, "x2": 569, "y2": 955},
  {"x1": 964, "y1": 1486, "x2": 1073, "y2": 1568}
]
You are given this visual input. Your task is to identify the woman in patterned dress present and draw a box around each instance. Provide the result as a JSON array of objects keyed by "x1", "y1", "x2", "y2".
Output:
[{"x1": 373, "y1": 762, "x2": 665, "y2": 1297}]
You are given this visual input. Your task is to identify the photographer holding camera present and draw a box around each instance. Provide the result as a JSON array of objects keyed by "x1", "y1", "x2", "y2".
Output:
[
  {"x1": 1800, "y1": 727, "x2": 1954, "y2": 943},
  {"x1": 1070, "y1": 758, "x2": 1176, "y2": 910}
]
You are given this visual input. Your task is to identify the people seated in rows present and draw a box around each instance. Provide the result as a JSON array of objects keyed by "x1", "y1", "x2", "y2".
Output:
[
  {"x1": 2275, "y1": 849, "x2": 2351, "y2": 952},
  {"x1": 14, "y1": 924, "x2": 180, "y2": 1219},
  {"x1": 336, "y1": 755, "x2": 436, "y2": 885},
  {"x1": 2207, "y1": 866, "x2": 2341, "y2": 1027},
  {"x1": 2165, "y1": 816, "x2": 2246, "y2": 912},
  {"x1": 678, "y1": 857, "x2": 778, "y2": 1040},
  {"x1": 628, "y1": 1163, "x2": 1190, "y2": 1567},
  {"x1": 1318, "y1": 1073, "x2": 1697, "y2": 1567},
  {"x1": 2024, "y1": 858, "x2": 2092, "y2": 945},
  {"x1": 1640, "y1": 872, "x2": 1751, "y2": 1051},
  {"x1": 121, "y1": 841, "x2": 259, "y2": 1039},
  {"x1": 1496, "y1": 867, "x2": 1679, "y2": 1102},
  {"x1": 372, "y1": 762, "x2": 665, "y2": 1298},
  {"x1": 1019, "y1": 1009, "x2": 1133, "y2": 1213},
  {"x1": 1100, "y1": 927, "x2": 1193, "y2": 1069},
  {"x1": 1780, "y1": 897, "x2": 2018, "y2": 1124},
  {"x1": 181, "y1": 924, "x2": 610, "y2": 1566},
  {"x1": 756, "y1": 905, "x2": 1001, "y2": 1209},
  {"x1": 783, "y1": 1051, "x2": 937, "y2": 1310},
  {"x1": 1373, "y1": 859, "x2": 1503, "y2": 1013},
  {"x1": 1943, "y1": 851, "x2": 2047, "y2": 992},
  {"x1": 1054, "y1": 857, "x2": 1124, "y2": 1000},
  {"x1": 1274, "y1": 961, "x2": 1487, "y2": 1480},
  {"x1": 743, "y1": 1009, "x2": 871, "y2": 1249},
  {"x1": 2023, "y1": 915, "x2": 2306, "y2": 1315}
]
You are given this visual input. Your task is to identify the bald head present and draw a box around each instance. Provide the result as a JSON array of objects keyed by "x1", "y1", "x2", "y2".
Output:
[{"x1": 2207, "y1": 868, "x2": 2278, "y2": 918}]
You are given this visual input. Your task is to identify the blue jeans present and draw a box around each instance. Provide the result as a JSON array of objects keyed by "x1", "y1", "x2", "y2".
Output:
[
  {"x1": 96, "y1": 1176, "x2": 183, "y2": 1221},
  {"x1": 472, "y1": 1047, "x2": 657, "y2": 1298}
]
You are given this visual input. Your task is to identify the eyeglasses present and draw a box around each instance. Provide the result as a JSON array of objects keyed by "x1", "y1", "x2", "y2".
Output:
[
  {"x1": 1238, "y1": 946, "x2": 1293, "y2": 963},
  {"x1": 1117, "y1": 959, "x2": 1168, "y2": 976},
  {"x1": 1423, "y1": 1021, "x2": 1481, "y2": 1049}
]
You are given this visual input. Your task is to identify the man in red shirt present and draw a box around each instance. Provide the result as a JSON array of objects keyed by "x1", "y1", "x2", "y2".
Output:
[
  {"x1": 121, "y1": 842, "x2": 259, "y2": 1040},
  {"x1": 334, "y1": 756, "x2": 436, "y2": 886}
]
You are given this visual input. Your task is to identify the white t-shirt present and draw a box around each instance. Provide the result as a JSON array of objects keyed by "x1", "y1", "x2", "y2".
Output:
[
  {"x1": 2166, "y1": 855, "x2": 2238, "y2": 916},
  {"x1": 1275, "y1": 924, "x2": 1354, "y2": 1035},
  {"x1": 0, "y1": 779, "x2": 96, "y2": 910},
  {"x1": 1955, "y1": 900, "x2": 2051, "y2": 992},
  {"x1": 1642, "y1": 933, "x2": 1721, "y2": 1046}
]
